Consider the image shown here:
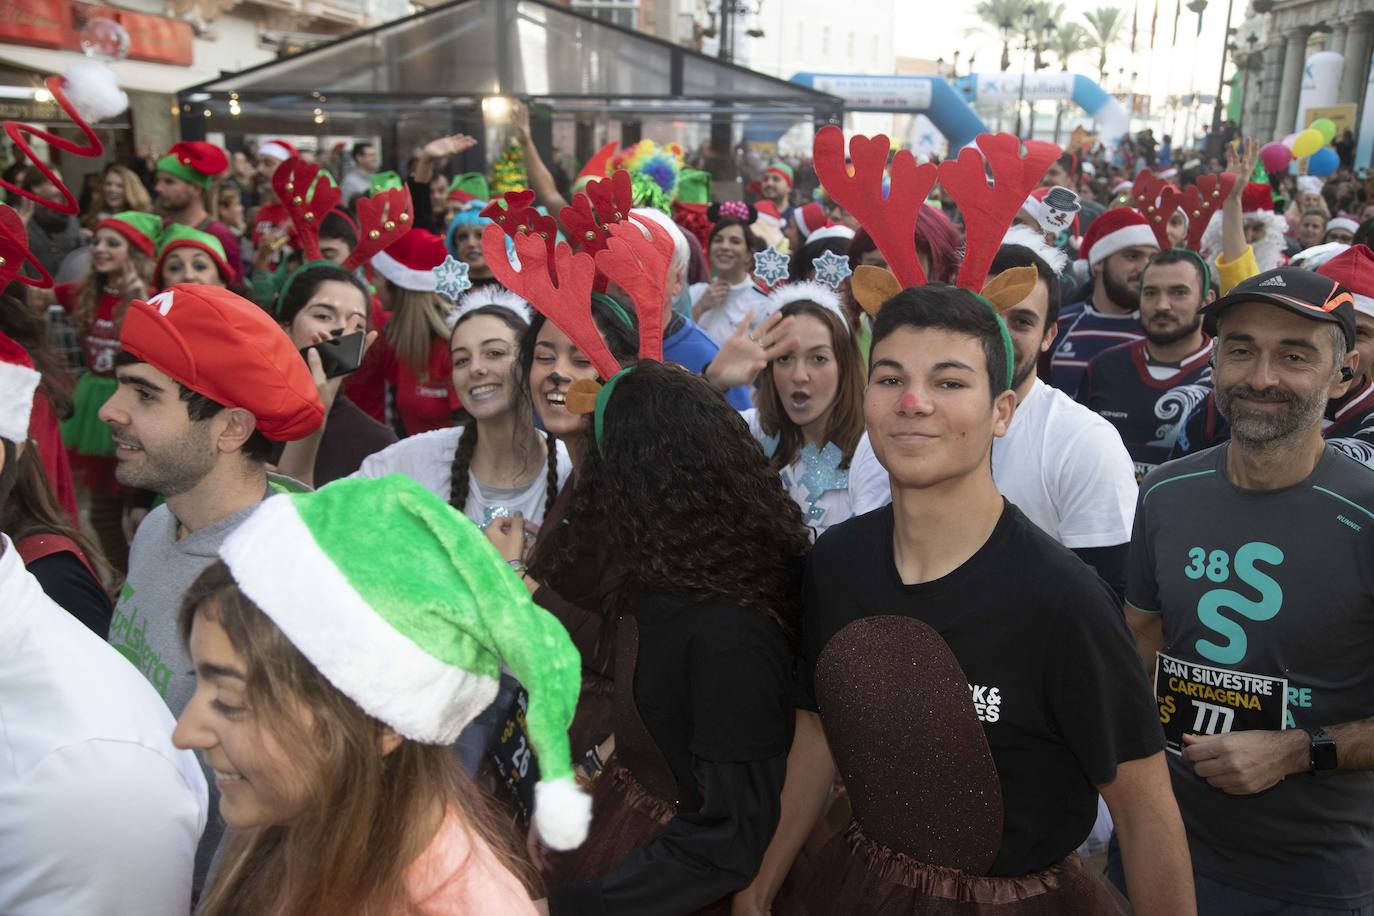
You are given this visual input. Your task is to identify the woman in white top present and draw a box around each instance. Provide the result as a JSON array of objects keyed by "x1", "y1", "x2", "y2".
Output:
[
  {"x1": 689, "y1": 203, "x2": 769, "y2": 345},
  {"x1": 741, "y1": 281, "x2": 891, "y2": 537},
  {"x1": 355, "y1": 288, "x2": 571, "y2": 530}
]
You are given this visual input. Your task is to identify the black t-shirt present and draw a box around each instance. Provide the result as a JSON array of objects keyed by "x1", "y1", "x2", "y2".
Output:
[
  {"x1": 800, "y1": 501, "x2": 1162, "y2": 876},
  {"x1": 26, "y1": 550, "x2": 113, "y2": 636}
]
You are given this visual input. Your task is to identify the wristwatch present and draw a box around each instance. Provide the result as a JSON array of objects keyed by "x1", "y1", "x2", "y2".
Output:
[{"x1": 1303, "y1": 726, "x2": 1338, "y2": 771}]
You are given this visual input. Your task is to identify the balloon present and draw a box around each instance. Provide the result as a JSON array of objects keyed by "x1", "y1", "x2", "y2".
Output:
[
  {"x1": 1292, "y1": 129, "x2": 1324, "y2": 158},
  {"x1": 79, "y1": 17, "x2": 129, "y2": 62},
  {"x1": 1259, "y1": 142, "x2": 1293, "y2": 173},
  {"x1": 1310, "y1": 118, "x2": 1337, "y2": 145},
  {"x1": 1282, "y1": 132, "x2": 1299, "y2": 149},
  {"x1": 1308, "y1": 147, "x2": 1340, "y2": 177}
]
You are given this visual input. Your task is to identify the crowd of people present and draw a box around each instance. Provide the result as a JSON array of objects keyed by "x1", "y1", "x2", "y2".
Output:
[{"x1": 3, "y1": 60, "x2": 1374, "y2": 916}]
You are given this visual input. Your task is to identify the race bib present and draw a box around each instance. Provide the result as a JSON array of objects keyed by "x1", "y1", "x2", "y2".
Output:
[
  {"x1": 1154, "y1": 652, "x2": 1288, "y2": 755},
  {"x1": 489, "y1": 686, "x2": 539, "y2": 826}
]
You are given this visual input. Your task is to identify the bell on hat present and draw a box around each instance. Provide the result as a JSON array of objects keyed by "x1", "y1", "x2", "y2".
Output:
[{"x1": 372, "y1": 230, "x2": 446, "y2": 292}]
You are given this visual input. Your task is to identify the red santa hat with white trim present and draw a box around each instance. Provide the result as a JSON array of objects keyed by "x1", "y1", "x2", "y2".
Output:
[
  {"x1": 1078, "y1": 207, "x2": 1159, "y2": 268},
  {"x1": 372, "y1": 228, "x2": 446, "y2": 292},
  {"x1": 257, "y1": 138, "x2": 298, "y2": 162},
  {"x1": 793, "y1": 201, "x2": 831, "y2": 241},
  {"x1": 0, "y1": 331, "x2": 39, "y2": 445},
  {"x1": 1317, "y1": 244, "x2": 1374, "y2": 318}
]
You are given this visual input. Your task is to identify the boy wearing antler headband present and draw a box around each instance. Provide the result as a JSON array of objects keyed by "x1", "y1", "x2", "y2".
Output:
[{"x1": 736, "y1": 129, "x2": 1194, "y2": 916}]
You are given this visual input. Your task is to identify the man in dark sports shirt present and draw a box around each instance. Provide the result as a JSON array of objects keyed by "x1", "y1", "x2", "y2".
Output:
[
  {"x1": 1078, "y1": 248, "x2": 1216, "y2": 480},
  {"x1": 1126, "y1": 267, "x2": 1374, "y2": 913}
]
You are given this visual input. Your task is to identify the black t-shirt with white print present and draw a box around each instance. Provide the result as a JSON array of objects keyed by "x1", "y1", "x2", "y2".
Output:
[{"x1": 800, "y1": 501, "x2": 1163, "y2": 876}]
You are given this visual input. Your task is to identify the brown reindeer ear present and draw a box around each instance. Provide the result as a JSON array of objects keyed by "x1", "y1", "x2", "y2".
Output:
[
  {"x1": 980, "y1": 266, "x2": 1039, "y2": 312},
  {"x1": 852, "y1": 265, "x2": 903, "y2": 318},
  {"x1": 565, "y1": 378, "x2": 602, "y2": 415}
]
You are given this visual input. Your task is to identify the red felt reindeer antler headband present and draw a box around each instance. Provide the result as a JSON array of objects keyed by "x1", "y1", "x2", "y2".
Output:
[
  {"x1": 480, "y1": 172, "x2": 675, "y2": 423},
  {"x1": 812, "y1": 126, "x2": 1060, "y2": 317},
  {"x1": 0, "y1": 62, "x2": 129, "y2": 288},
  {"x1": 272, "y1": 157, "x2": 342, "y2": 263}
]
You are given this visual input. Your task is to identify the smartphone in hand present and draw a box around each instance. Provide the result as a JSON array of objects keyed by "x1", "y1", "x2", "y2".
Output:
[{"x1": 301, "y1": 331, "x2": 366, "y2": 379}]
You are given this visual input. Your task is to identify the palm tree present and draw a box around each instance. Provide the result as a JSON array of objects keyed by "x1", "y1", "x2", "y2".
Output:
[
  {"x1": 1082, "y1": 6, "x2": 1129, "y2": 82},
  {"x1": 966, "y1": 0, "x2": 1031, "y2": 71},
  {"x1": 1049, "y1": 21, "x2": 1091, "y2": 143}
]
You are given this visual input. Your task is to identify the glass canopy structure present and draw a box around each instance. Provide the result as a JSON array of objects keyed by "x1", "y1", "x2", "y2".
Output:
[{"x1": 179, "y1": 0, "x2": 841, "y2": 159}]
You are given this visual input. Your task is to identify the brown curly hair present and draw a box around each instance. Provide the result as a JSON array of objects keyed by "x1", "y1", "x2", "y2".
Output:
[{"x1": 530, "y1": 360, "x2": 811, "y2": 632}]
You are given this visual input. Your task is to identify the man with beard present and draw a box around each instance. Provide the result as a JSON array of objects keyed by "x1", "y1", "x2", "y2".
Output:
[
  {"x1": 1123, "y1": 267, "x2": 1374, "y2": 915},
  {"x1": 1047, "y1": 208, "x2": 1158, "y2": 394},
  {"x1": 99, "y1": 284, "x2": 321, "y2": 894},
  {"x1": 153, "y1": 142, "x2": 242, "y2": 287},
  {"x1": 759, "y1": 161, "x2": 795, "y2": 223},
  {"x1": 17, "y1": 167, "x2": 83, "y2": 279},
  {"x1": 1078, "y1": 249, "x2": 1216, "y2": 480},
  {"x1": 987, "y1": 240, "x2": 1138, "y2": 598}
]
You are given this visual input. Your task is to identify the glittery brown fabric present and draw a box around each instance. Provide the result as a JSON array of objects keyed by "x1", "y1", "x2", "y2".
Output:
[
  {"x1": 543, "y1": 759, "x2": 732, "y2": 916},
  {"x1": 786, "y1": 820, "x2": 1128, "y2": 914},
  {"x1": 815, "y1": 615, "x2": 1003, "y2": 874}
]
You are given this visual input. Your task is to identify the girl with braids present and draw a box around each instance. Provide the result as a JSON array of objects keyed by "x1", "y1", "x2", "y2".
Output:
[
  {"x1": 270, "y1": 264, "x2": 396, "y2": 488},
  {"x1": 745, "y1": 281, "x2": 889, "y2": 538},
  {"x1": 534, "y1": 360, "x2": 811, "y2": 915},
  {"x1": 54, "y1": 211, "x2": 160, "y2": 572},
  {"x1": 353, "y1": 289, "x2": 570, "y2": 529}
]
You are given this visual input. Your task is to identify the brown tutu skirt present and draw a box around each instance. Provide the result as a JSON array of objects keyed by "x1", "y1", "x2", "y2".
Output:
[
  {"x1": 781, "y1": 820, "x2": 1128, "y2": 916},
  {"x1": 543, "y1": 758, "x2": 732, "y2": 916}
]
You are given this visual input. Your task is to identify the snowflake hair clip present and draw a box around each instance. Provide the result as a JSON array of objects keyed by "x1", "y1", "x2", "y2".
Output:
[
  {"x1": 434, "y1": 254, "x2": 474, "y2": 302},
  {"x1": 811, "y1": 248, "x2": 853, "y2": 289},
  {"x1": 753, "y1": 245, "x2": 790, "y2": 288}
]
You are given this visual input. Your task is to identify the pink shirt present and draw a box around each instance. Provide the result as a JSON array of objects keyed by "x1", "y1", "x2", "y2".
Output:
[{"x1": 403, "y1": 810, "x2": 537, "y2": 915}]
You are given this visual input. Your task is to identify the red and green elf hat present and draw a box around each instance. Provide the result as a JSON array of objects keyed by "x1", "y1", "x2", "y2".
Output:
[
  {"x1": 447, "y1": 172, "x2": 490, "y2": 204},
  {"x1": 155, "y1": 224, "x2": 231, "y2": 285},
  {"x1": 93, "y1": 210, "x2": 162, "y2": 257},
  {"x1": 156, "y1": 141, "x2": 228, "y2": 191}
]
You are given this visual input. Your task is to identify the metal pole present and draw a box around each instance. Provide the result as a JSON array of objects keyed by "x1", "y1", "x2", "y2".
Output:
[
  {"x1": 1016, "y1": 34, "x2": 1029, "y2": 137},
  {"x1": 1210, "y1": 0, "x2": 1236, "y2": 132}
]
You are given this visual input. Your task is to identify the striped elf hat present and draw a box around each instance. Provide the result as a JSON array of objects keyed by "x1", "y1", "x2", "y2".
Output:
[{"x1": 219, "y1": 474, "x2": 591, "y2": 850}]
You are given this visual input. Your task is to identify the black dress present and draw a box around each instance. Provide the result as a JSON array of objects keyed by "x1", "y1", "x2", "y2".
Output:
[{"x1": 546, "y1": 591, "x2": 794, "y2": 916}]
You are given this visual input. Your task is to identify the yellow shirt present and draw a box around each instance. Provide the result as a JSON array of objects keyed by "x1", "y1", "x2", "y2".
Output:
[{"x1": 1216, "y1": 246, "x2": 1260, "y2": 296}]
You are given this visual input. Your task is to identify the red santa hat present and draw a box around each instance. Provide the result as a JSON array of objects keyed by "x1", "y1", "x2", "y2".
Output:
[
  {"x1": 754, "y1": 199, "x2": 784, "y2": 232},
  {"x1": 1318, "y1": 244, "x2": 1374, "y2": 318},
  {"x1": 793, "y1": 201, "x2": 831, "y2": 240},
  {"x1": 1241, "y1": 182, "x2": 1275, "y2": 216},
  {"x1": 1079, "y1": 207, "x2": 1159, "y2": 268},
  {"x1": 0, "y1": 330, "x2": 39, "y2": 444},
  {"x1": 257, "y1": 138, "x2": 298, "y2": 162},
  {"x1": 371, "y1": 228, "x2": 446, "y2": 292}
]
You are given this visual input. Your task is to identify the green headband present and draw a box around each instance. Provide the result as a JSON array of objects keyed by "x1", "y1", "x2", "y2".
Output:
[
  {"x1": 970, "y1": 293, "x2": 1017, "y2": 392},
  {"x1": 274, "y1": 259, "x2": 343, "y2": 316},
  {"x1": 592, "y1": 366, "x2": 634, "y2": 455},
  {"x1": 590, "y1": 291, "x2": 634, "y2": 329}
]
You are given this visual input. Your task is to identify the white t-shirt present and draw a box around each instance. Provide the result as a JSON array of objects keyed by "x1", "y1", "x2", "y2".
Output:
[
  {"x1": 689, "y1": 278, "x2": 770, "y2": 345},
  {"x1": 0, "y1": 536, "x2": 208, "y2": 916},
  {"x1": 353, "y1": 426, "x2": 572, "y2": 529},
  {"x1": 991, "y1": 379, "x2": 1137, "y2": 548},
  {"x1": 742, "y1": 408, "x2": 891, "y2": 538}
]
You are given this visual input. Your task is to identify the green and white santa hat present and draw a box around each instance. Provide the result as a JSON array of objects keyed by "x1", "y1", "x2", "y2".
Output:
[{"x1": 219, "y1": 474, "x2": 591, "y2": 849}]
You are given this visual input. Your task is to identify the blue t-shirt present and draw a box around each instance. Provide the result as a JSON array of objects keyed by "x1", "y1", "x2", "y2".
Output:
[{"x1": 663, "y1": 317, "x2": 753, "y2": 411}]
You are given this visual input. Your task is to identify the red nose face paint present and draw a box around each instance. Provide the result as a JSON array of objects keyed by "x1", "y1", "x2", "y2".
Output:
[{"x1": 899, "y1": 392, "x2": 920, "y2": 413}]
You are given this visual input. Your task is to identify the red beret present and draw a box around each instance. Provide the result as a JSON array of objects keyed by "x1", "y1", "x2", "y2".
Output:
[{"x1": 118, "y1": 284, "x2": 323, "y2": 441}]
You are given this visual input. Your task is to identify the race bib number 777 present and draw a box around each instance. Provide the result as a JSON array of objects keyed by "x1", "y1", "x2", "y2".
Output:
[{"x1": 1154, "y1": 652, "x2": 1288, "y2": 755}]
